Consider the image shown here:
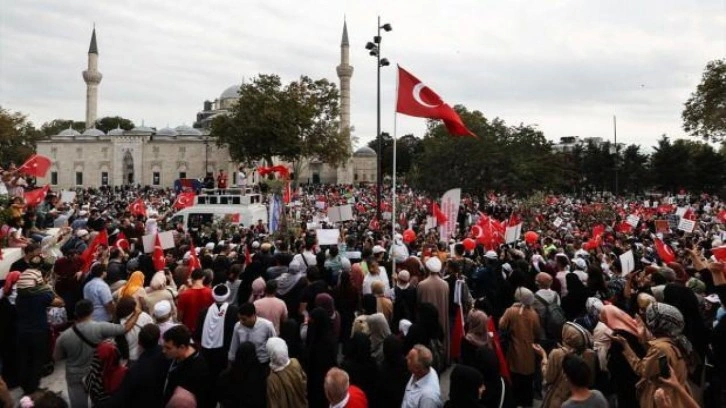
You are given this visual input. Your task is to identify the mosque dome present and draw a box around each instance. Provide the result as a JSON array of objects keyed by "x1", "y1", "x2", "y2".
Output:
[
  {"x1": 129, "y1": 124, "x2": 155, "y2": 133},
  {"x1": 354, "y1": 146, "x2": 377, "y2": 157},
  {"x1": 220, "y1": 85, "x2": 241, "y2": 101},
  {"x1": 175, "y1": 125, "x2": 202, "y2": 136},
  {"x1": 82, "y1": 127, "x2": 105, "y2": 137},
  {"x1": 58, "y1": 127, "x2": 81, "y2": 137},
  {"x1": 156, "y1": 126, "x2": 178, "y2": 137},
  {"x1": 108, "y1": 126, "x2": 125, "y2": 136}
]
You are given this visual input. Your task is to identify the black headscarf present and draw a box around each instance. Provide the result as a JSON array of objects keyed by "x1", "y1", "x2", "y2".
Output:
[{"x1": 449, "y1": 365, "x2": 485, "y2": 408}]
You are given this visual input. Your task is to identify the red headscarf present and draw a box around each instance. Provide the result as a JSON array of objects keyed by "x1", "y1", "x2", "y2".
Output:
[
  {"x1": 3, "y1": 271, "x2": 21, "y2": 295},
  {"x1": 97, "y1": 342, "x2": 127, "y2": 393}
]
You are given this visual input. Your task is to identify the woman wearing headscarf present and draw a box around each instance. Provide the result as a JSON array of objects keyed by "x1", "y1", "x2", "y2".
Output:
[
  {"x1": 574, "y1": 297, "x2": 603, "y2": 333},
  {"x1": 332, "y1": 270, "x2": 359, "y2": 347},
  {"x1": 118, "y1": 271, "x2": 148, "y2": 311},
  {"x1": 445, "y1": 365, "x2": 486, "y2": 408},
  {"x1": 367, "y1": 312, "x2": 392, "y2": 366},
  {"x1": 460, "y1": 310, "x2": 492, "y2": 368},
  {"x1": 303, "y1": 307, "x2": 338, "y2": 408},
  {"x1": 600, "y1": 304, "x2": 646, "y2": 408},
  {"x1": 341, "y1": 332, "x2": 377, "y2": 404},
  {"x1": 248, "y1": 276, "x2": 266, "y2": 303},
  {"x1": 86, "y1": 342, "x2": 128, "y2": 406},
  {"x1": 266, "y1": 337, "x2": 308, "y2": 408},
  {"x1": 216, "y1": 342, "x2": 267, "y2": 408},
  {"x1": 611, "y1": 302, "x2": 695, "y2": 407},
  {"x1": 663, "y1": 283, "x2": 709, "y2": 372},
  {"x1": 275, "y1": 261, "x2": 309, "y2": 323},
  {"x1": 499, "y1": 287, "x2": 541, "y2": 408},
  {"x1": 534, "y1": 322, "x2": 597, "y2": 408},
  {"x1": 561, "y1": 273, "x2": 591, "y2": 321},
  {"x1": 0, "y1": 271, "x2": 21, "y2": 387},
  {"x1": 315, "y1": 293, "x2": 341, "y2": 342},
  {"x1": 376, "y1": 335, "x2": 409, "y2": 408},
  {"x1": 145, "y1": 271, "x2": 177, "y2": 319}
]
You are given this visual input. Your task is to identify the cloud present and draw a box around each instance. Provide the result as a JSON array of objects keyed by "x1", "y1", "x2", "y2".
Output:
[{"x1": 0, "y1": 0, "x2": 724, "y2": 150}]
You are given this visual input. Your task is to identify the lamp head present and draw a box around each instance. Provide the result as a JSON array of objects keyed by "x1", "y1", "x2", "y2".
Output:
[
  {"x1": 365, "y1": 42, "x2": 376, "y2": 50},
  {"x1": 380, "y1": 58, "x2": 390, "y2": 67},
  {"x1": 381, "y1": 23, "x2": 392, "y2": 32}
]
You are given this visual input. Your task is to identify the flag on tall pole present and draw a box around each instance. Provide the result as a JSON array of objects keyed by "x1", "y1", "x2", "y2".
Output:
[{"x1": 395, "y1": 66, "x2": 476, "y2": 137}]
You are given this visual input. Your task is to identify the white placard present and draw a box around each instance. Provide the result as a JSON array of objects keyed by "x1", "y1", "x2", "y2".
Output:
[
  {"x1": 142, "y1": 231, "x2": 175, "y2": 253},
  {"x1": 505, "y1": 223, "x2": 523, "y2": 244},
  {"x1": 678, "y1": 218, "x2": 696, "y2": 233},
  {"x1": 60, "y1": 191, "x2": 76, "y2": 203},
  {"x1": 626, "y1": 214, "x2": 641, "y2": 228},
  {"x1": 644, "y1": 200, "x2": 651, "y2": 208},
  {"x1": 382, "y1": 212, "x2": 392, "y2": 221},
  {"x1": 316, "y1": 229, "x2": 340, "y2": 246},
  {"x1": 553, "y1": 217, "x2": 563, "y2": 228},
  {"x1": 675, "y1": 207, "x2": 688, "y2": 217},
  {"x1": 619, "y1": 250, "x2": 635, "y2": 276},
  {"x1": 425, "y1": 216, "x2": 437, "y2": 231},
  {"x1": 327, "y1": 205, "x2": 354, "y2": 223},
  {"x1": 306, "y1": 222, "x2": 320, "y2": 230}
]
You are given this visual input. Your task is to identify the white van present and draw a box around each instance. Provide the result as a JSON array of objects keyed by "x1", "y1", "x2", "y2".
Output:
[{"x1": 169, "y1": 190, "x2": 268, "y2": 232}]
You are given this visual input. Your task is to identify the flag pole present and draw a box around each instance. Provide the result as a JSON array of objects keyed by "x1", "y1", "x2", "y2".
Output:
[{"x1": 391, "y1": 67, "x2": 399, "y2": 277}]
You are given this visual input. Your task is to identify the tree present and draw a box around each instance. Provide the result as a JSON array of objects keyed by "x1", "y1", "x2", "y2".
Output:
[
  {"x1": 210, "y1": 74, "x2": 350, "y2": 174},
  {"x1": 0, "y1": 106, "x2": 40, "y2": 167},
  {"x1": 682, "y1": 59, "x2": 726, "y2": 142},
  {"x1": 650, "y1": 136, "x2": 691, "y2": 193},
  {"x1": 96, "y1": 116, "x2": 134, "y2": 133},
  {"x1": 619, "y1": 144, "x2": 650, "y2": 194},
  {"x1": 39, "y1": 119, "x2": 85, "y2": 136},
  {"x1": 367, "y1": 133, "x2": 422, "y2": 178}
]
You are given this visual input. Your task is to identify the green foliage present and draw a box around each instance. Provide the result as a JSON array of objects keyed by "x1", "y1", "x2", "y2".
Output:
[
  {"x1": 210, "y1": 74, "x2": 350, "y2": 169},
  {"x1": 682, "y1": 59, "x2": 726, "y2": 142},
  {"x1": 96, "y1": 116, "x2": 135, "y2": 133},
  {"x1": 367, "y1": 133, "x2": 423, "y2": 177},
  {"x1": 39, "y1": 119, "x2": 85, "y2": 136},
  {"x1": 0, "y1": 106, "x2": 41, "y2": 167}
]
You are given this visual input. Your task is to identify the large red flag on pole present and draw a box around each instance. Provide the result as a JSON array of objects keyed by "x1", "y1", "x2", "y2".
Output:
[
  {"x1": 396, "y1": 66, "x2": 476, "y2": 137},
  {"x1": 17, "y1": 154, "x2": 52, "y2": 178}
]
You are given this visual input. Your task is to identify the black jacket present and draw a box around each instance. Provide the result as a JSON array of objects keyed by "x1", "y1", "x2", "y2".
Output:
[{"x1": 103, "y1": 346, "x2": 169, "y2": 408}]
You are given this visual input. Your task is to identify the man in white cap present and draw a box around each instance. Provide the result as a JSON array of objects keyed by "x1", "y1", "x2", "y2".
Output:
[
  {"x1": 416, "y1": 256, "x2": 450, "y2": 365},
  {"x1": 153, "y1": 300, "x2": 177, "y2": 343},
  {"x1": 196, "y1": 284, "x2": 238, "y2": 380}
]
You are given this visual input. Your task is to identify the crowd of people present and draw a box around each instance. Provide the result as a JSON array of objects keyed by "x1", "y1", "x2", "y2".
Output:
[{"x1": 0, "y1": 178, "x2": 725, "y2": 407}]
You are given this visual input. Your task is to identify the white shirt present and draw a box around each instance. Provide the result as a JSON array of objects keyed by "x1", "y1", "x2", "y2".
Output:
[
  {"x1": 237, "y1": 171, "x2": 246, "y2": 187},
  {"x1": 402, "y1": 368, "x2": 442, "y2": 408},
  {"x1": 362, "y1": 268, "x2": 390, "y2": 296},
  {"x1": 289, "y1": 251, "x2": 317, "y2": 275},
  {"x1": 121, "y1": 312, "x2": 154, "y2": 361}
]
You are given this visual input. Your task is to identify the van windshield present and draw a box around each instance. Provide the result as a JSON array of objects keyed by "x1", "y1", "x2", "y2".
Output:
[{"x1": 189, "y1": 213, "x2": 214, "y2": 230}]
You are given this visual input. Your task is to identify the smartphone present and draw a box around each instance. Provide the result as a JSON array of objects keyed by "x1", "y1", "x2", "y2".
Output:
[{"x1": 658, "y1": 355, "x2": 670, "y2": 378}]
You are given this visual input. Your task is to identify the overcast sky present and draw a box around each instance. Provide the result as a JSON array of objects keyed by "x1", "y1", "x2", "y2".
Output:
[{"x1": 1, "y1": 0, "x2": 724, "y2": 149}]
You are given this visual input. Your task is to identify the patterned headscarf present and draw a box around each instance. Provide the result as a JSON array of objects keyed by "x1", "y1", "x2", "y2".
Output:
[
  {"x1": 645, "y1": 302, "x2": 693, "y2": 355},
  {"x1": 465, "y1": 310, "x2": 490, "y2": 348}
]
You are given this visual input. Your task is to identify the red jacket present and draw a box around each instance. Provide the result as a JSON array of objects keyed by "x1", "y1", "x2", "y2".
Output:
[{"x1": 345, "y1": 385, "x2": 368, "y2": 408}]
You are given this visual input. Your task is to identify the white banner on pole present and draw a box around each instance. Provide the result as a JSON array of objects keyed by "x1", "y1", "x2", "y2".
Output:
[
  {"x1": 505, "y1": 223, "x2": 523, "y2": 244},
  {"x1": 143, "y1": 231, "x2": 175, "y2": 253},
  {"x1": 438, "y1": 188, "x2": 461, "y2": 240},
  {"x1": 619, "y1": 250, "x2": 635, "y2": 276}
]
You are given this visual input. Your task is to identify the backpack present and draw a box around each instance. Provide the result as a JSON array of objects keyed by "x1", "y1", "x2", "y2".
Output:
[{"x1": 535, "y1": 293, "x2": 566, "y2": 341}]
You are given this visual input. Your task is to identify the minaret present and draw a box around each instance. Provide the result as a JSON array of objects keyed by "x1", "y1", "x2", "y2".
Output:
[
  {"x1": 336, "y1": 19, "x2": 354, "y2": 184},
  {"x1": 82, "y1": 26, "x2": 102, "y2": 129},
  {"x1": 336, "y1": 19, "x2": 353, "y2": 143}
]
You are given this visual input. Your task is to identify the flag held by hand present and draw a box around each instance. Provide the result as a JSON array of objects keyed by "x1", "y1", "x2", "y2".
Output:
[{"x1": 17, "y1": 154, "x2": 52, "y2": 178}]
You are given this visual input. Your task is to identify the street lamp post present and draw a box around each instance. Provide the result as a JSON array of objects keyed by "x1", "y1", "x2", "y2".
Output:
[
  {"x1": 204, "y1": 136, "x2": 209, "y2": 177},
  {"x1": 366, "y1": 17, "x2": 392, "y2": 222}
]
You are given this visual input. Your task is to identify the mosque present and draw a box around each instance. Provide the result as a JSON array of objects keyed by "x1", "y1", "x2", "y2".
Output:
[{"x1": 36, "y1": 23, "x2": 377, "y2": 189}]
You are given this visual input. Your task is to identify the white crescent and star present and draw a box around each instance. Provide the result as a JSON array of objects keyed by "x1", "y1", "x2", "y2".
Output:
[{"x1": 412, "y1": 83, "x2": 441, "y2": 108}]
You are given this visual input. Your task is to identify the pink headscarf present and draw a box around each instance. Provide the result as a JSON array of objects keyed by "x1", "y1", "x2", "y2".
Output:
[{"x1": 600, "y1": 305, "x2": 640, "y2": 337}]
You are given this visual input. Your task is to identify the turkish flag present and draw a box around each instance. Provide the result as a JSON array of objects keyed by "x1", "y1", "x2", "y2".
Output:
[
  {"x1": 718, "y1": 210, "x2": 726, "y2": 224},
  {"x1": 173, "y1": 191, "x2": 195, "y2": 210},
  {"x1": 152, "y1": 234, "x2": 166, "y2": 272},
  {"x1": 432, "y1": 202, "x2": 448, "y2": 224},
  {"x1": 24, "y1": 185, "x2": 50, "y2": 207},
  {"x1": 712, "y1": 246, "x2": 726, "y2": 262},
  {"x1": 188, "y1": 241, "x2": 202, "y2": 270},
  {"x1": 115, "y1": 231, "x2": 130, "y2": 252},
  {"x1": 592, "y1": 224, "x2": 606, "y2": 239},
  {"x1": 396, "y1": 66, "x2": 476, "y2": 137},
  {"x1": 82, "y1": 229, "x2": 109, "y2": 272},
  {"x1": 368, "y1": 217, "x2": 380, "y2": 231},
  {"x1": 654, "y1": 237, "x2": 676, "y2": 264},
  {"x1": 17, "y1": 154, "x2": 52, "y2": 178},
  {"x1": 128, "y1": 198, "x2": 147, "y2": 217}
]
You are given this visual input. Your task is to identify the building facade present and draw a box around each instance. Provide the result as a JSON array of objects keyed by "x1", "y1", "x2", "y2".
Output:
[{"x1": 36, "y1": 23, "x2": 376, "y2": 189}]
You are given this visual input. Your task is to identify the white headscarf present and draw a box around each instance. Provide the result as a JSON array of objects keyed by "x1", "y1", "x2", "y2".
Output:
[{"x1": 267, "y1": 337, "x2": 290, "y2": 372}]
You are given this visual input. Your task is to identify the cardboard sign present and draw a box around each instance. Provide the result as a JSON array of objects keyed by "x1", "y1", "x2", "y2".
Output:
[
  {"x1": 316, "y1": 229, "x2": 340, "y2": 246},
  {"x1": 306, "y1": 222, "x2": 320, "y2": 230},
  {"x1": 626, "y1": 214, "x2": 641, "y2": 228},
  {"x1": 678, "y1": 218, "x2": 696, "y2": 233},
  {"x1": 553, "y1": 217, "x2": 563, "y2": 228},
  {"x1": 655, "y1": 220, "x2": 670, "y2": 234},
  {"x1": 668, "y1": 215, "x2": 680, "y2": 230},
  {"x1": 644, "y1": 200, "x2": 651, "y2": 208},
  {"x1": 505, "y1": 223, "x2": 523, "y2": 244},
  {"x1": 675, "y1": 207, "x2": 688, "y2": 218},
  {"x1": 425, "y1": 216, "x2": 437, "y2": 232},
  {"x1": 142, "y1": 231, "x2": 175, "y2": 253},
  {"x1": 60, "y1": 191, "x2": 76, "y2": 203},
  {"x1": 327, "y1": 205, "x2": 354, "y2": 223},
  {"x1": 619, "y1": 250, "x2": 635, "y2": 276}
]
